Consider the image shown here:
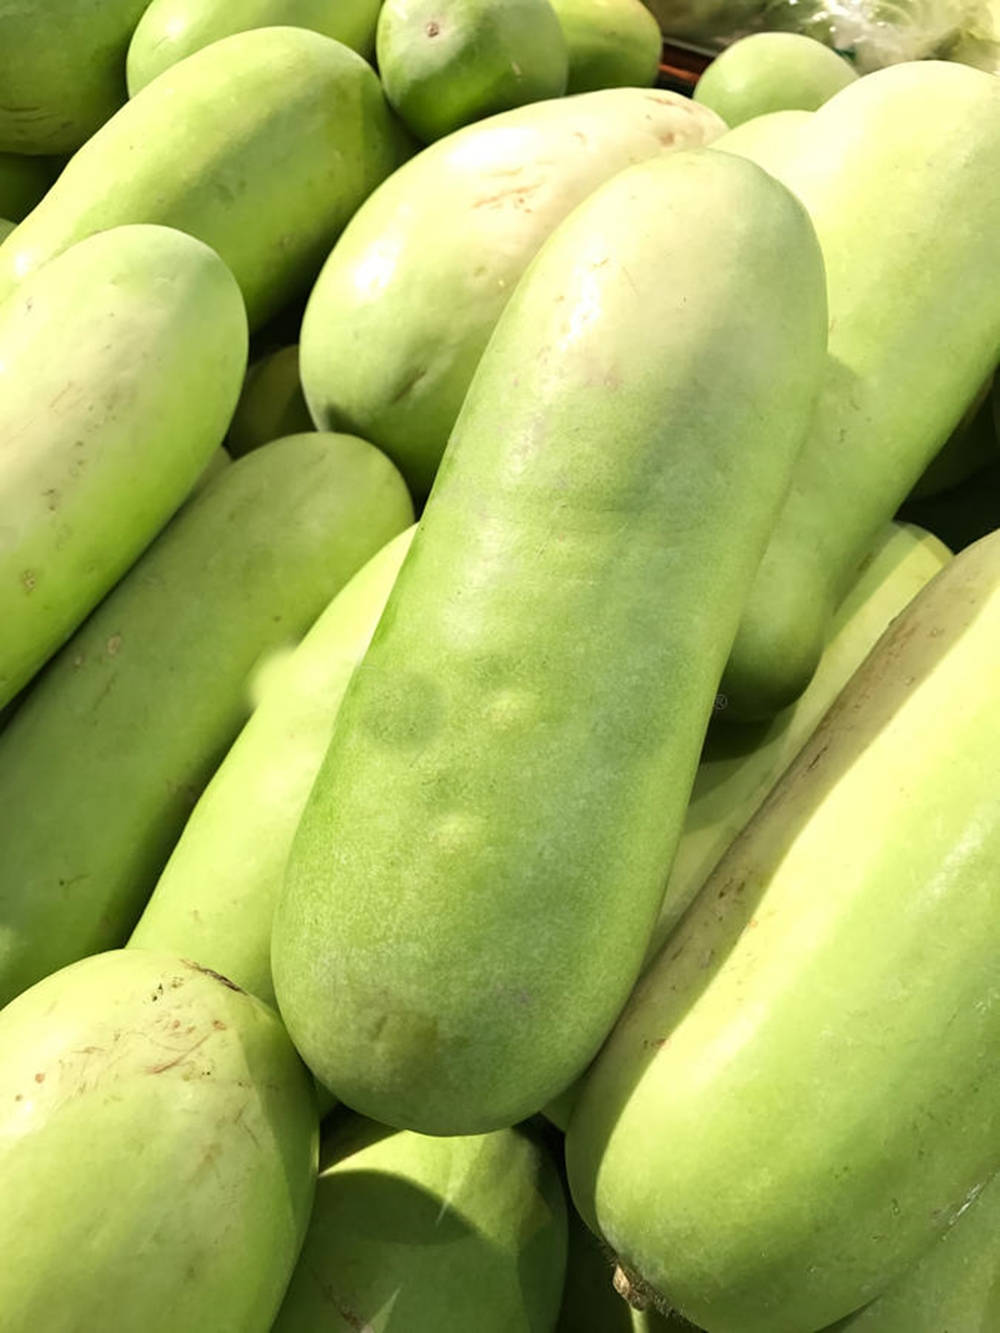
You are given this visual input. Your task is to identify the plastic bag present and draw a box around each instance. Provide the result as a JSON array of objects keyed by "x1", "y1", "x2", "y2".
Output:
[{"x1": 647, "y1": 0, "x2": 996, "y2": 71}]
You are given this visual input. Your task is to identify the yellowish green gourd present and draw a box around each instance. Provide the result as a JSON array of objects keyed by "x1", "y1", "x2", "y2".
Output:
[
  {"x1": 567, "y1": 530, "x2": 1000, "y2": 1332},
  {"x1": 0, "y1": 224, "x2": 247, "y2": 711},
  {"x1": 273, "y1": 149, "x2": 828, "y2": 1136},
  {"x1": 375, "y1": 0, "x2": 569, "y2": 144},
  {"x1": 126, "y1": 0, "x2": 383, "y2": 93},
  {"x1": 0, "y1": 949, "x2": 318, "y2": 1332},
  {"x1": 549, "y1": 0, "x2": 662, "y2": 93},
  {"x1": 694, "y1": 32, "x2": 857, "y2": 127}
]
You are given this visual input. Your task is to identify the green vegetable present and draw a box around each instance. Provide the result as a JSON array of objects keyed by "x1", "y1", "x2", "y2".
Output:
[
  {"x1": 127, "y1": 0, "x2": 382, "y2": 93},
  {"x1": 694, "y1": 32, "x2": 857, "y2": 126},
  {"x1": 300, "y1": 87, "x2": 725, "y2": 500},
  {"x1": 130, "y1": 526, "x2": 416, "y2": 1004},
  {"x1": 567, "y1": 530, "x2": 1000, "y2": 1333},
  {"x1": 0, "y1": 27, "x2": 407, "y2": 327},
  {"x1": 719, "y1": 61, "x2": 1000, "y2": 719},
  {"x1": 0, "y1": 0, "x2": 149, "y2": 153},
  {"x1": 375, "y1": 0, "x2": 569, "y2": 144},
  {"x1": 550, "y1": 0, "x2": 662, "y2": 92},
  {"x1": 273, "y1": 1115, "x2": 566, "y2": 1331},
  {"x1": 0, "y1": 433, "x2": 412, "y2": 1008},
  {"x1": 830, "y1": 1170, "x2": 1000, "y2": 1330},
  {"x1": 227, "y1": 345, "x2": 314, "y2": 458},
  {"x1": 0, "y1": 949, "x2": 317, "y2": 1332},
  {"x1": 711, "y1": 107, "x2": 813, "y2": 174},
  {"x1": 0, "y1": 224, "x2": 247, "y2": 710},
  {"x1": 272, "y1": 149, "x2": 828, "y2": 1135},
  {"x1": 651, "y1": 520, "x2": 949, "y2": 955}
]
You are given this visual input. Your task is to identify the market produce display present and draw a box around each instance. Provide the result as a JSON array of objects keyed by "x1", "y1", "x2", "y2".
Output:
[{"x1": 1, "y1": 4, "x2": 999, "y2": 1330}]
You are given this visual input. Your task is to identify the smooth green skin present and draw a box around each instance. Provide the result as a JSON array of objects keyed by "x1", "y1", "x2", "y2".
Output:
[
  {"x1": 0, "y1": 224, "x2": 247, "y2": 711},
  {"x1": 829, "y1": 1171, "x2": 1000, "y2": 1331},
  {"x1": 0, "y1": 27, "x2": 407, "y2": 328},
  {"x1": 899, "y1": 460, "x2": 1000, "y2": 555},
  {"x1": 130, "y1": 526, "x2": 416, "y2": 1005},
  {"x1": 0, "y1": 949, "x2": 318, "y2": 1332},
  {"x1": 273, "y1": 150, "x2": 828, "y2": 1135},
  {"x1": 711, "y1": 107, "x2": 813, "y2": 174},
  {"x1": 0, "y1": 0, "x2": 149, "y2": 153},
  {"x1": 550, "y1": 0, "x2": 661, "y2": 92},
  {"x1": 376, "y1": 0, "x2": 569, "y2": 145},
  {"x1": 274, "y1": 1115, "x2": 567, "y2": 1331},
  {"x1": 300, "y1": 88, "x2": 726, "y2": 500},
  {"x1": 127, "y1": 0, "x2": 382, "y2": 93},
  {"x1": 228, "y1": 345, "x2": 314, "y2": 458},
  {"x1": 718, "y1": 61, "x2": 1000, "y2": 720},
  {"x1": 909, "y1": 376, "x2": 997, "y2": 499},
  {"x1": 0, "y1": 151, "x2": 56, "y2": 220},
  {"x1": 650, "y1": 520, "x2": 950, "y2": 957},
  {"x1": 694, "y1": 32, "x2": 857, "y2": 127},
  {"x1": 0, "y1": 433, "x2": 412, "y2": 1009},
  {"x1": 567, "y1": 531, "x2": 1000, "y2": 1333}
]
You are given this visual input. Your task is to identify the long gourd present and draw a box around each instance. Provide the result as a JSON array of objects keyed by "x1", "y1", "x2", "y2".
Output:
[
  {"x1": 0, "y1": 950, "x2": 317, "y2": 1331},
  {"x1": 716, "y1": 61, "x2": 1000, "y2": 718},
  {"x1": 567, "y1": 530, "x2": 1000, "y2": 1333},
  {"x1": 0, "y1": 224, "x2": 247, "y2": 710},
  {"x1": 298, "y1": 87, "x2": 725, "y2": 499},
  {"x1": 130, "y1": 526, "x2": 417, "y2": 1005},
  {"x1": 0, "y1": 434, "x2": 412, "y2": 1009},
  {"x1": 272, "y1": 149, "x2": 828, "y2": 1136},
  {"x1": 0, "y1": 27, "x2": 406, "y2": 327},
  {"x1": 127, "y1": 0, "x2": 383, "y2": 93}
]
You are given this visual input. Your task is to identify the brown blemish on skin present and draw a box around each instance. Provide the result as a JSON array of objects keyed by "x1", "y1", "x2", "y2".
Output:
[
  {"x1": 426, "y1": 20, "x2": 440, "y2": 37},
  {"x1": 182, "y1": 960, "x2": 244, "y2": 993},
  {"x1": 21, "y1": 570, "x2": 36, "y2": 593},
  {"x1": 34, "y1": 1072, "x2": 45, "y2": 1083},
  {"x1": 106, "y1": 634, "x2": 122, "y2": 656},
  {"x1": 147, "y1": 1033, "x2": 211, "y2": 1075}
]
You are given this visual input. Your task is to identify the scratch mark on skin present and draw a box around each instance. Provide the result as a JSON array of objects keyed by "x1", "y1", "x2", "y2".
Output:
[
  {"x1": 147, "y1": 1032, "x2": 211, "y2": 1075},
  {"x1": 233, "y1": 1101, "x2": 260, "y2": 1149}
]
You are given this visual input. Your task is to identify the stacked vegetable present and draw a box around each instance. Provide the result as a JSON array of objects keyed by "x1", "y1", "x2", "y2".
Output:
[{"x1": 0, "y1": 5, "x2": 999, "y2": 1331}]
